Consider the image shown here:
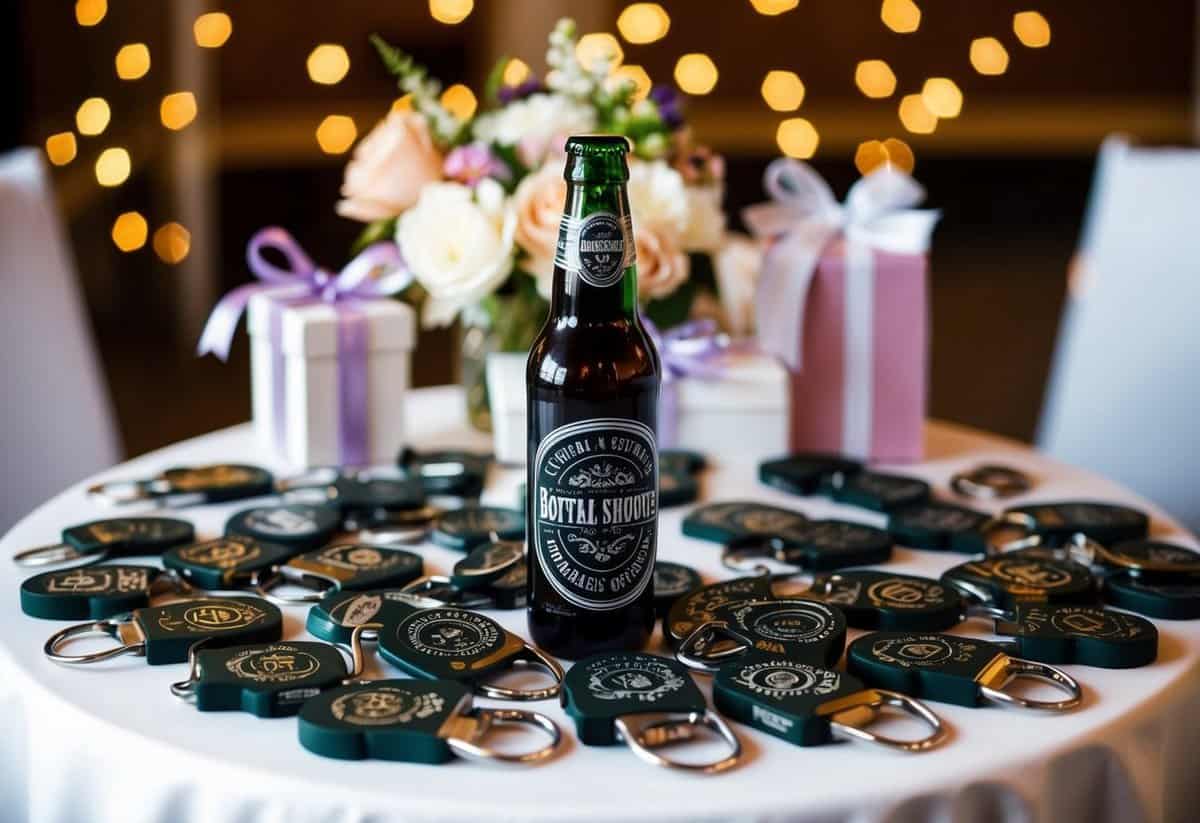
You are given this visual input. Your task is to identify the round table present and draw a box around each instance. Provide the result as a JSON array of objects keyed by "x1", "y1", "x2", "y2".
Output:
[{"x1": 2, "y1": 386, "x2": 1198, "y2": 823}]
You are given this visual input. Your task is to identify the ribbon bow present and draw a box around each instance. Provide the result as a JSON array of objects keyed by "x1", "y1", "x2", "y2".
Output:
[
  {"x1": 642, "y1": 317, "x2": 740, "y2": 448},
  {"x1": 197, "y1": 227, "x2": 410, "y2": 361},
  {"x1": 743, "y1": 158, "x2": 939, "y2": 370}
]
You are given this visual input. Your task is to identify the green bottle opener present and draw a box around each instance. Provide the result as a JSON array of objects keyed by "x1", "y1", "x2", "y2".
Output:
[
  {"x1": 13, "y1": 517, "x2": 195, "y2": 567},
  {"x1": 253, "y1": 544, "x2": 423, "y2": 605},
  {"x1": 676, "y1": 598, "x2": 846, "y2": 673},
  {"x1": 989, "y1": 603, "x2": 1158, "y2": 668},
  {"x1": 86, "y1": 464, "x2": 274, "y2": 507},
  {"x1": 224, "y1": 504, "x2": 341, "y2": 553},
  {"x1": 21, "y1": 564, "x2": 190, "y2": 620},
  {"x1": 163, "y1": 537, "x2": 295, "y2": 590}
]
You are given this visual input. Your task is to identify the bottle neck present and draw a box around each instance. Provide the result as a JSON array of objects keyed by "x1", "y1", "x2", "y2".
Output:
[{"x1": 549, "y1": 181, "x2": 639, "y2": 323}]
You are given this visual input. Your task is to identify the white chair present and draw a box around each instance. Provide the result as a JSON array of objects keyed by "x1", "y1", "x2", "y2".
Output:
[
  {"x1": 0, "y1": 148, "x2": 121, "y2": 532},
  {"x1": 1038, "y1": 137, "x2": 1200, "y2": 534}
]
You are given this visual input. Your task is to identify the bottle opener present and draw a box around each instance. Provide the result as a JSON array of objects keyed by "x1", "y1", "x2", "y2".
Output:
[
  {"x1": 397, "y1": 576, "x2": 505, "y2": 610},
  {"x1": 846, "y1": 632, "x2": 1082, "y2": 711},
  {"x1": 676, "y1": 598, "x2": 846, "y2": 673},
  {"x1": 398, "y1": 448, "x2": 490, "y2": 498},
  {"x1": 799, "y1": 570, "x2": 966, "y2": 632},
  {"x1": 659, "y1": 449, "x2": 706, "y2": 476},
  {"x1": 888, "y1": 501, "x2": 992, "y2": 553},
  {"x1": 13, "y1": 517, "x2": 195, "y2": 567},
  {"x1": 1102, "y1": 572, "x2": 1200, "y2": 620},
  {"x1": 758, "y1": 453, "x2": 863, "y2": 496},
  {"x1": 652, "y1": 561, "x2": 702, "y2": 619},
  {"x1": 988, "y1": 603, "x2": 1158, "y2": 668},
  {"x1": 713, "y1": 651, "x2": 947, "y2": 752},
  {"x1": 86, "y1": 464, "x2": 275, "y2": 507},
  {"x1": 562, "y1": 652, "x2": 741, "y2": 774},
  {"x1": 664, "y1": 574, "x2": 775, "y2": 647},
  {"x1": 823, "y1": 471, "x2": 931, "y2": 513},
  {"x1": 431, "y1": 506, "x2": 525, "y2": 552},
  {"x1": 449, "y1": 537, "x2": 525, "y2": 590},
  {"x1": 1011, "y1": 533, "x2": 1200, "y2": 580},
  {"x1": 44, "y1": 596, "x2": 283, "y2": 665},
  {"x1": 659, "y1": 470, "x2": 699, "y2": 508},
  {"x1": 163, "y1": 537, "x2": 295, "y2": 590},
  {"x1": 941, "y1": 552, "x2": 1097, "y2": 610},
  {"x1": 305, "y1": 589, "x2": 445, "y2": 644},
  {"x1": 21, "y1": 564, "x2": 190, "y2": 620},
  {"x1": 682, "y1": 502, "x2": 810, "y2": 546},
  {"x1": 1003, "y1": 501, "x2": 1150, "y2": 547},
  {"x1": 719, "y1": 519, "x2": 894, "y2": 572},
  {"x1": 278, "y1": 468, "x2": 427, "y2": 528},
  {"x1": 225, "y1": 504, "x2": 341, "y2": 553},
  {"x1": 949, "y1": 464, "x2": 1032, "y2": 500},
  {"x1": 254, "y1": 544, "x2": 423, "y2": 604}
]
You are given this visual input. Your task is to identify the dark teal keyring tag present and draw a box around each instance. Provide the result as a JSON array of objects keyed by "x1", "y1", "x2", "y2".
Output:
[
  {"x1": 399, "y1": 448, "x2": 490, "y2": 498},
  {"x1": 846, "y1": 632, "x2": 1082, "y2": 711},
  {"x1": 431, "y1": 506, "x2": 525, "y2": 552},
  {"x1": 43, "y1": 596, "x2": 283, "y2": 666},
  {"x1": 278, "y1": 469, "x2": 426, "y2": 527},
  {"x1": 13, "y1": 517, "x2": 195, "y2": 567},
  {"x1": 1103, "y1": 572, "x2": 1200, "y2": 620},
  {"x1": 397, "y1": 575, "x2": 501, "y2": 610},
  {"x1": 299, "y1": 679, "x2": 562, "y2": 765},
  {"x1": 450, "y1": 538, "x2": 525, "y2": 590},
  {"x1": 990, "y1": 603, "x2": 1158, "y2": 668},
  {"x1": 941, "y1": 552, "x2": 1097, "y2": 610},
  {"x1": 163, "y1": 537, "x2": 295, "y2": 591},
  {"x1": 718, "y1": 519, "x2": 893, "y2": 572},
  {"x1": 676, "y1": 598, "x2": 846, "y2": 673},
  {"x1": 1014, "y1": 533, "x2": 1200, "y2": 580},
  {"x1": 1003, "y1": 501, "x2": 1150, "y2": 547},
  {"x1": 659, "y1": 470, "x2": 699, "y2": 508},
  {"x1": 169, "y1": 624, "x2": 373, "y2": 717},
  {"x1": 664, "y1": 573, "x2": 775, "y2": 647},
  {"x1": 378, "y1": 605, "x2": 564, "y2": 700},
  {"x1": 225, "y1": 504, "x2": 341, "y2": 553},
  {"x1": 823, "y1": 471, "x2": 931, "y2": 513},
  {"x1": 653, "y1": 561, "x2": 702, "y2": 619},
  {"x1": 713, "y1": 652, "x2": 947, "y2": 752},
  {"x1": 254, "y1": 544, "x2": 423, "y2": 605},
  {"x1": 682, "y1": 501, "x2": 811, "y2": 546},
  {"x1": 758, "y1": 453, "x2": 863, "y2": 496},
  {"x1": 562, "y1": 652, "x2": 741, "y2": 774},
  {"x1": 888, "y1": 501, "x2": 992, "y2": 553},
  {"x1": 804, "y1": 570, "x2": 966, "y2": 631},
  {"x1": 86, "y1": 464, "x2": 275, "y2": 507},
  {"x1": 305, "y1": 589, "x2": 446, "y2": 644},
  {"x1": 21, "y1": 564, "x2": 191, "y2": 620}
]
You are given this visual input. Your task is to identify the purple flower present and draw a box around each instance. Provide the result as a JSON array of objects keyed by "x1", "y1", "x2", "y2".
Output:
[
  {"x1": 649, "y1": 85, "x2": 678, "y2": 107},
  {"x1": 444, "y1": 142, "x2": 511, "y2": 185},
  {"x1": 497, "y1": 78, "x2": 546, "y2": 104},
  {"x1": 649, "y1": 85, "x2": 684, "y2": 130}
]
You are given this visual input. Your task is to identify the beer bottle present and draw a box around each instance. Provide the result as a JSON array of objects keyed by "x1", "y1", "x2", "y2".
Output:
[{"x1": 526, "y1": 135, "x2": 661, "y2": 659}]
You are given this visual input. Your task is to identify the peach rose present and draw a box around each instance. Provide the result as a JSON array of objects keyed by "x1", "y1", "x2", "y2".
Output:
[
  {"x1": 635, "y1": 222, "x2": 689, "y2": 301},
  {"x1": 336, "y1": 111, "x2": 443, "y2": 222},
  {"x1": 512, "y1": 163, "x2": 567, "y2": 295}
]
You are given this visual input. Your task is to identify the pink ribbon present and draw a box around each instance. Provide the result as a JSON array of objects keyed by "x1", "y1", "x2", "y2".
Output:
[{"x1": 197, "y1": 227, "x2": 410, "y2": 466}]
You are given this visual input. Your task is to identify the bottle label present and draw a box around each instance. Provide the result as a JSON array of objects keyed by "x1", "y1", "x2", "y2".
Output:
[
  {"x1": 532, "y1": 418, "x2": 657, "y2": 611},
  {"x1": 554, "y1": 210, "x2": 635, "y2": 288}
]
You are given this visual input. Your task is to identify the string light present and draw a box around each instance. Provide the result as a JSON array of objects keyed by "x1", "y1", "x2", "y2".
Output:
[
  {"x1": 617, "y1": 4, "x2": 670, "y2": 44},
  {"x1": 1013, "y1": 11, "x2": 1051, "y2": 47},
  {"x1": 502, "y1": 58, "x2": 531, "y2": 86},
  {"x1": 855, "y1": 137, "x2": 915, "y2": 174},
  {"x1": 76, "y1": 97, "x2": 111, "y2": 136},
  {"x1": 160, "y1": 92, "x2": 198, "y2": 130},
  {"x1": 153, "y1": 223, "x2": 191, "y2": 264},
  {"x1": 391, "y1": 95, "x2": 414, "y2": 114},
  {"x1": 970, "y1": 37, "x2": 1009, "y2": 75},
  {"x1": 95, "y1": 147, "x2": 131, "y2": 187},
  {"x1": 111, "y1": 212, "x2": 148, "y2": 252},
  {"x1": 898, "y1": 94, "x2": 937, "y2": 134},
  {"x1": 674, "y1": 53, "x2": 718, "y2": 95},
  {"x1": 44, "y1": 133, "x2": 77, "y2": 166},
  {"x1": 316, "y1": 115, "x2": 357, "y2": 154},
  {"x1": 921, "y1": 77, "x2": 962, "y2": 118},
  {"x1": 115, "y1": 44, "x2": 151, "y2": 80},
  {"x1": 776, "y1": 117, "x2": 819, "y2": 159},
  {"x1": 75, "y1": 0, "x2": 106, "y2": 27},
  {"x1": 613, "y1": 65, "x2": 652, "y2": 101},
  {"x1": 193, "y1": 13, "x2": 232, "y2": 48},
  {"x1": 429, "y1": 0, "x2": 473, "y2": 25},
  {"x1": 307, "y1": 45, "x2": 350, "y2": 85},
  {"x1": 855, "y1": 60, "x2": 897, "y2": 98},
  {"x1": 881, "y1": 0, "x2": 920, "y2": 33},
  {"x1": 749, "y1": 0, "x2": 799, "y2": 15},
  {"x1": 761, "y1": 70, "x2": 805, "y2": 112},
  {"x1": 440, "y1": 84, "x2": 478, "y2": 120},
  {"x1": 576, "y1": 33, "x2": 623, "y2": 72}
]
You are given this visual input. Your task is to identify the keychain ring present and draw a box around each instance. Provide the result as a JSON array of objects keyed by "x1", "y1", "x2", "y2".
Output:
[
  {"x1": 445, "y1": 708, "x2": 562, "y2": 764},
  {"x1": 86, "y1": 479, "x2": 155, "y2": 505},
  {"x1": 169, "y1": 638, "x2": 211, "y2": 701},
  {"x1": 676, "y1": 622, "x2": 749, "y2": 673},
  {"x1": 44, "y1": 619, "x2": 145, "y2": 665},
  {"x1": 950, "y1": 465, "x2": 1032, "y2": 500},
  {"x1": 979, "y1": 658, "x2": 1082, "y2": 711},
  {"x1": 12, "y1": 543, "x2": 86, "y2": 567},
  {"x1": 978, "y1": 512, "x2": 1040, "y2": 555},
  {"x1": 356, "y1": 523, "x2": 433, "y2": 545},
  {"x1": 829, "y1": 689, "x2": 948, "y2": 752},
  {"x1": 253, "y1": 568, "x2": 335, "y2": 605},
  {"x1": 477, "y1": 648, "x2": 565, "y2": 701},
  {"x1": 614, "y1": 709, "x2": 742, "y2": 774}
]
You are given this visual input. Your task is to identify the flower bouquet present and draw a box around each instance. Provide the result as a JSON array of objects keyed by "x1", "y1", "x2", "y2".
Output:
[{"x1": 338, "y1": 18, "x2": 754, "y2": 429}]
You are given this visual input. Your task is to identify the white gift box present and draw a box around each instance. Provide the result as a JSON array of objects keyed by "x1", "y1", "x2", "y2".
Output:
[
  {"x1": 486, "y1": 349, "x2": 790, "y2": 467},
  {"x1": 247, "y1": 288, "x2": 416, "y2": 468}
]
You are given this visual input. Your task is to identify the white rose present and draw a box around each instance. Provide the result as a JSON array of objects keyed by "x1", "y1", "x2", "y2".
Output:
[
  {"x1": 397, "y1": 180, "x2": 517, "y2": 328},
  {"x1": 627, "y1": 160, "x2": 689, "y2": 237},
  {"x1": 682, "y1": 183, "x2": 726, "y2": 252},
  {"x1": 472, "y1": 93, "x2": 596, "y2": 147},
  {"x1": 713, "y1": 232, "x2": 763, "y2": 336}
]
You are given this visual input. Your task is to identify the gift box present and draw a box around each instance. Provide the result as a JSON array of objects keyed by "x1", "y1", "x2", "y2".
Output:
[
  {"x1": 746, "y1": 159, "x2": 939, "y2": 462},
  {"x1": 486, "y1": 347, "x2": 789, "y2": 467}
]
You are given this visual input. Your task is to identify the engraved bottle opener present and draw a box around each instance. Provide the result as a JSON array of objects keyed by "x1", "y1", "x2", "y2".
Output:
[
  {"x1": 652, "y1": 561, "x2": 702, "y2": 619},
  {"x1": 21, "y1": 564, "x2": 191, "y2": 620},
  {"x1": 989, "y1": 603, "x2": 1158, "y2": 668},
  {"x1": 449, "y1": 536, "x2": 525, "y2": 590},
  {"x1": 305, "y1": 589, "x2": 446, "y2": 644},
  {"x1": 398, "y1": 448, "x2": 490, "y2": 498},
  {"x1": 888, "y1": 501, "x2": 992, "y2": 553},
  {"x1": 664, "y1": 574, "x2": 776, "y2": 647},
  {"x1": 253, "y1": 544, "x2": 423, "y2": 605},
  {"x1": 758, "y1": 453, "x2": 863, "y2": 496},
  {"x1": 163, "y1": 537, "x2": 295, "y2": 591},
  {"x1": 224, "y1": 504, "x2": 341, "y2": 553},
  {"x1": 431, "y1": 505, "x2": 525, "y2": 552},
  {"x1": 86, "y1": 464, "x2": 275, "y2": 507},
  {"x1": 823, "y1": 471, "x2": 930, "y2": 513},
  {"x1": 1103, "y1": 572, "x2": 1200, "y2": 620},
  {"x1": 277, "y1": 468, "x2": 427, "y2": 528},
  {"x1": 941, "y1": 552, "x2": 1097, "y2": 610},
  {"x1": 676, "y1": 598, "x2": 846, "y2": 673},
  {"x1": 13, "y1": 517, "x2": 195, "y2": 567}
]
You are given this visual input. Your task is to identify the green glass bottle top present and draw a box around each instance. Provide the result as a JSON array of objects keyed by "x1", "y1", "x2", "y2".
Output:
[{"x1": 563, "y1": 134, "x2": 631, "y2": 182}]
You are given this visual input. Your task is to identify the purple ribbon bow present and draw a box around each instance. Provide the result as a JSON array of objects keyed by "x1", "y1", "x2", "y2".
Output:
[
  {"x1": 197, "y1": 227, "x2": 410, "y2": 466},
  {"x1": 642, "y1": 317, "x2": 740, "y2": 448}
]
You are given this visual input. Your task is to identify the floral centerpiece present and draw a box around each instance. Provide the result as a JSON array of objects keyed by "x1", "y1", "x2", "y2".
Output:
[{"x1": 337, "y1": 18, "x2": 752, "y2": 429}]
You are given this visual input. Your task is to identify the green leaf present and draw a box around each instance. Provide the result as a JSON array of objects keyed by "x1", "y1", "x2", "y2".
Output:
[
  {"x1": 483, "y1": 55, "x2": 509, "y2": 106},
  {"x1": 644, "y1": 278, "x2": 698, "y2": 329},
  {"x1": 369, "y1": 34, "x2": 411, "y2": 81},
  {"x1": 348, "y1": 217, "x2": 397, "y2": 257}
]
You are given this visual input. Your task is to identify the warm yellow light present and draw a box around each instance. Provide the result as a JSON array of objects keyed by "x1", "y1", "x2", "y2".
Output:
[
  {"x1": 440, "y1": 84, "x2": 478, "y2": 120},
  {"x1": 776, "y1": 118, "x2": 819, "y2": 159},
  {"x1": 115, "y1": 44, "x2": 151, "y2": 80},
  {"x1": 153, "y1": 223, "x2": 191, "y2": 264},
  {"x1": 502, "y1": 58, "x2": 531, "y2": 87},
  {"x1": 45, "y1": 133, "x2": 78, "y2": 166},
  {"x1": 316, "y1": 115, "x2": 358, "y2": 154},
  {"x1": 883, "y1": 138, "x2": 915, "y2": 172},
  {"x1": 160, "y1": 92, "x2": 198, "y2": 131},
  {"x1": 307, "y1": 45, "x2": 350, "y2": 85},
  {"x1": 95, "y1": 148, "x2": 131, "y2": 187},
  {"x1": 75, "y1": 0, "x2": 106, "y2": 27},
  {"x1": 612, "y1": 64, "x2": 652, "y2": 101},
  {"x1": 674, "y1": 53, "x2": 718, "y2": 95},
  {"x1": 193, "y1": 12, "x2": 232, "y2": 48},
  {"x1": 429, "y1": 0, "x2": 474, "y2": 25},
  {"x1": 1013, "y1": 11, "x2": 1051, "y2": 48},
  {"x1": 391, "y1": 95, "x2": 414, "y2": 114},
  {"x1": 76, "y1": 97, "x2": 111, "y2": 136},
  {"x1": 921, "y1": 77, "x2": 962, "y2": 118},
  {"x1": 111, "y1": 212, "x2": 148, "y2": 252},
  {"x1": 760, "y1": 70, "x2": 805, "y2": 112},
  {"x1": 576, "y1": 33, "x2": 623, "y2": 72},
  {"x1": 617, "y1": 3, "x2": 670, "y2": 44},
  {"x1": 970, "y1": 37, "x2": 1010, "y2": 75},
  {"x1": 881, "y1": 0, "x2": 920, "y2": 33},
  {"x1": 749, "y1": 0, "x2": 799, "y2": 15},
  {"x1": 898, "y1": 94, "x2": 937, "y2": 134},
  {"x1": 857, "y1": 137, "x2": 916, "y2": 175},
  {"x1": 855, "y1": 59, "x2": 897, "y2": 98}
]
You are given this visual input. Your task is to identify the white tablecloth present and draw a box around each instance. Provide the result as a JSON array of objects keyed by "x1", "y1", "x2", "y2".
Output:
[{"x1": 1, "y1": 386, "x2": 1197, "y2": 823}]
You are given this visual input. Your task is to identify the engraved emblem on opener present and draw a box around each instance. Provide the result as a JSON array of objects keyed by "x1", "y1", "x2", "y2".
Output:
[
  {"x1": 225, "y1": 644, "x2": 323, "y2": 683},
  {"x1": 330, "y1": 686, "x2": 446, "y2": 726},
  {"x1": 586, "y1": 656, "x2": 688, "y2": 704}
]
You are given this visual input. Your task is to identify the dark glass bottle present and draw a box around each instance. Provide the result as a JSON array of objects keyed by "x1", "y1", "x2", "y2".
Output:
[{"x1": 525, "y1": 135, "x2": 661, "y2": 659}]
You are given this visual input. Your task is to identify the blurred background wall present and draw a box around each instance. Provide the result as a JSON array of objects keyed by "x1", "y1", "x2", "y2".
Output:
[{"x1": 4, "y1": 0, "x2": 1196, "y2": 458}]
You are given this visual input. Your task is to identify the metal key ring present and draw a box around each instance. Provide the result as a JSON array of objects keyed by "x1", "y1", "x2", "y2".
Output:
[
  {"x1": 399, "y1": 576, "x2": 494, "y2": 609},
  {"x1": 950, "y1": 465, "x2": 1032, "y2": 501},
  {"x1": 445, "y1": 707, "x2": 562, "y2": 765},
  {"x1": 829, "y1": 689, "x2": 949, "y2": 752},
  {"x1": 676, "y1": 621, "x2": 751, "y2": 674},
  {"x1": 355, "y1": 522, "x2": 433, "y2": 545},
  {"x1": 274, "y1": 467, "x2": 342, "y2": 494},
  {"x1": 979, "y1": 657, "x2": 1082, "y2": 711},
  {"x1": 12, "y1": 543, "x2": 88, "y2": 567},
  {"x1": 44, "y1": 617, "x2": 146, "y2": 665},
  {"x1": 614, "y1": 709, "x2": 742, "y2": 774},
  {"x1": 170, "y1": 638, "x2": 211, "y2": 701},
  {"x1": 477, "y1": 647, "x2": 565, "y2": 701},
  {"x1": 87, "y1": 479, "x2": 158, "y2": 505},
  {"x1": 977, "y1": 511, "x2": 1040, "y2": 555},
  {"x1": 252, "y1": 566, "x2": 338, "y2": 606}
]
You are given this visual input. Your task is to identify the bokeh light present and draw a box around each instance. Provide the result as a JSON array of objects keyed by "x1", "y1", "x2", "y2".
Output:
[
  {"x1": 429, "y1": 0, "x2": 474, "y2": 25},
  {"x1": 160, "y1": 92, "x2": 198, "y2": 130},
  {"x1": 44, "y1": 133, "x2": 77, "y2": 166},
  {"x1": 75, "y1": 0, "x2": 106, "y2": 27},
  {"x1": 111, "y1": 211, "x2": 148, "y2": 252},
  {"x1": 970, "y1": 37, "x2": 1010, "y2": 75},
  {"x1": 1013, "y1": 11, "x2": 1051, "y2": 48},
  {"x1": 576, "y1": 33, "x2": 624, "y2": 71},
  {"x1": 75, "y1": 97, "x2": 111, "y2": 136},
  {"x1": 316, "y1": 115, "x2": 358, "y2": 154},
  {"x1": 193, "y1": 13, "x2": 232, "y2": 48},
  {"x1": 898, "y1": 94, "x2": 937, "y2": 134},
  {"x1": 749, "y1": 0, "x2": 799, "y2": 15},
  {"x1": 761, "y1": 70, "x2": 805, "y2": 112},
  {"x1": 855, "y1": 137, "x2": 915, "y2": 174},
  {"x1": 855, "y1": 60, "x2": 897, "y2": 98},
  {"x1": 391, "y1": 95, "x2": 414, "y2": 114},
  {"x1": 613, "y1": 64, "x2": 652, "y2": 101},
  {"x1": 502, "y1": 58, "x2": 531, "y2": 86},
  {"x1": 95, "y1": 147, "x2": 131, "y2": 187},
  {"x1": 883, "y1": 137, "x2": 915, "y2": 172},
  {"x1": 674, "y1": 53, "x2": 718, "y2": 95},
  {"x1": 617, "y1": 4, "x2": 670, "y2": 44},
  {"x1": 153, "y1": 223, "x2": 191, "y2": 264},
  {"x1": 440, "y1": 84, "x2": 478, "y2": 120},
  {"x1": 776, "y1": 117, "x2": 819, "y2": 159},
  {"x1": 921, "y1": 77, "x2": 963, "y2": 118},
  {"x1": 307, "y1": 45, "x2": 350, "y2": 85},
  {"x1": 881, "y1": 0, "x2": 921, "y2": 33},
  {"x1": 115, "y1": 44, "x2": 150, "y2": 80}
]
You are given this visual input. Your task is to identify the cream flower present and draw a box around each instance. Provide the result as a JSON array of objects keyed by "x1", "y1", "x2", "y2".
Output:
[
  {"x1": 397, "y1": 180, "x2": 517, "y2": 328},
  {"x1": 512, "y1": 163, "x2": 568, "y2": 296},
  {"x1": 472, "y1": 93, "x2": 595, "y2": 147},
  {"x1": 627, "y1": 160, "x2": 690, "y2": 237},
  {"x1": 713, "y1": 232, "x2": 763, "y2": 336},
  {"x1": 336, "y1": 111, "x2": 443, "y2": 222},
  {"x1": 682, "y1": 183, "x2": 726, "y2": 252},
  {"x1": 635, "y1": 222, "x2": 689, "y2": 301}
]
